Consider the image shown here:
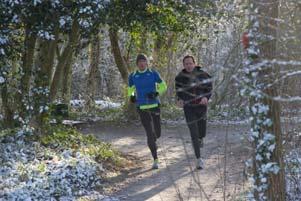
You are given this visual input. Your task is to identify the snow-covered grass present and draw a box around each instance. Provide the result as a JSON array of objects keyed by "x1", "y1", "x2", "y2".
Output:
[
  {"x1": 68, "y1": 107, "x2": 126, "y2": 124},
  {"x1": 95, "y1": 100, "x2": 121, "y2": 109},
  {"x1": 0, "y1": 126, "x2": 122, "y2": 201},
  {"x1": 68, "y1": 99, "x2": 125, "y2": 123},
  {"x1": 70, "y1": 99, "x2": 121, "y2": 109}
]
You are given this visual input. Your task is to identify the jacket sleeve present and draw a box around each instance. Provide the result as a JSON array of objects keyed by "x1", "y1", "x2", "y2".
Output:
[
  {"x1": 127, "y1": 73, "x2": 136, "y2": 97},
  {"x1": 154, "y1": 71, "x2": 167, "y2": 95}
]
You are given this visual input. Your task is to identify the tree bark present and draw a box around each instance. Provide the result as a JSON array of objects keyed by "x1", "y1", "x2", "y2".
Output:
[
  {"x1": 152, "y1": 35, "x2": 164, "y2": 68},
  {"x1": 49, "y1": 43, "x2": 71, "y2": 101},
  {"x1": 166, "y1": 33, "x2": 176, "y2": 99},
  {"x1": 1, "y1": 84, "x2": 14, "y2": 128},
  {"x1": 108, "y1": 28, "x2": 128, "y2": 84},
  {"x1": 254, "y1": 0, "x2": 286, "y2": 200},
  {"x1": 30, "y1": 24, "x2": 61, "y2": 127},
  {"x1": 264, "y1": 88, "x2": 285, "y2": 200},
  {"x1": 61, "y1": 52, "x2": 74, "y2": 105},
  {"x1": 62, "y1": 24, "x2": 80, "y2": 105},
  {"x1": 86, "y1": 33, "x2": 101, "y2": 110},
  {"x1": 35, "y1": 32, "x2": 58, "y2": 88},
  {"x1": 139, "y1": 29, "x2": 148, "y2": 53},
  {"x1": 35, "y1": 40, "x2": 53, "y2": 89},
  {"x1": 21, "y1": 27, "x2": 37, "y2": 96},
  {"x1": 50, "y1": 20, "x2": 79, "y2": 101}
]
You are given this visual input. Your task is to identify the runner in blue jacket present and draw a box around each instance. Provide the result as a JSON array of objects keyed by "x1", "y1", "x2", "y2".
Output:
[{"x1": 128, "y1": 54, "x2": 167, "y2": 169}]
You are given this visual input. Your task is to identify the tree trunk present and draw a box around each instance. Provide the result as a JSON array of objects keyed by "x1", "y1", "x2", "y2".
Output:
[
  {"x1": 35, "y1": 32, "x2": 58, "y2": 88},
  {"x1": 15, "y1": 27, "x2": 37, "y2": 120},
  {"x1": 259, "y1": 1, "x2": 286, "y2": 200},
  {"x1": 35, "y1": 40, "x2": 53, "y2": 89},
  {"x1": 86, "y1": 33, "x2": 101, "y2": 110},
  {"x1": 31, "y1": 39, "x2": 53, "y2": 127},
  {"x1": 108, "y1": 28, "x2": 128, "y2": 84},
  {"x1": 152, "y1": 35, "x2": 164, "y2": 68},
  {"x1": 61, "y1": 41, "x2": 79, "y2": 105},
  {"x1": 253, "y1": 0, "x2": 286, "y2": 200},
  {"x1": 46, "y1": 32, "x2": 59, "y2": 86},
  {"x1": 166, "y1": 33, "x2": 176, "y2": 99},
  {"x1": 49, "y1": 43, "x2": 71, "y2": 101},
  {"x1": 21, "y1": 28, "x2": 37, "y2": 96},
  {"x1": 109, "y1": 28, "x2": 138, "y2": 119},
  {"x1": 62, "y1": 53, "x2": 74, "y2": 105},
  {"x1": 1, "y1": 84, "x2": 14, "y2": 128},
  {"x1": 27, "y1": 23, "x2": 56, "y2": 126},
  {"x1": 139, "y1": 29, "x2": 148, "y2": 53},
  {"x1": 50, "y1": 20, "x2": 79, "y2": 101},
  {"x1": 264, "y1": 88, "x2": 285, "y2": 200}
]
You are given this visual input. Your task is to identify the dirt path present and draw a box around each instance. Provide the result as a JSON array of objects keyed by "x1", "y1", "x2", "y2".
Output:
[{"x1": 79, "y1": 122, "x2": 250, "y2": 201}]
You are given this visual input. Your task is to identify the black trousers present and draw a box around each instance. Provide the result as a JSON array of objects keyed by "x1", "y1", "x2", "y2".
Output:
[
  {"x1": 184, "y1": 105, "x2": 207, "y2": 159},
  {"x1": 137, "y1": 107, "x2": 161, "y2": 160}
]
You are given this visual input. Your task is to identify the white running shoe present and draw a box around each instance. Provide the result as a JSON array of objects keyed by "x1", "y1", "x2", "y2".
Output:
[
  {"x1": 196, "y1": 158, "x2": 204, "y2": 170},
  {"x1": 152, "y1": 159, "x2": 159, "y2": 169}
]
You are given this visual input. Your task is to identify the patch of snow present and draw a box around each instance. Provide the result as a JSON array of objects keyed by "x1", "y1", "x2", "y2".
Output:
[
  {"x1": 0, "y1": 48, "x2": 4, "y2": 55},
  {"x1": 95, "y1": 100, "x2": 121, "y2": 109},
  {"x1": 0, "y1": 76, "x2": 5, "y2": 84},
  {"x1": 0, "y1": 135, "x2": 119, "y2": 200},
  {"x1": 59, "y1": 18, "x2": 66, "y2": 27},
  {"x1": 163, "y1": 118, "x2": 251, "y2": 126},
  {"x1": 70, "y1": 99, "x2": 121, "y2": 109},
  {"x1": 0, "y1": 37, "x2": 8, "y2": 45},
  {"x1": 37, "y1": 30, "x2": 55, "y2": 40},
  {"x1": 62, "y1": 120, "x2": 86, "y2": 126},
  {"x1": 209, "y1": 119, "x2": 250, "y2": 125},
  {"x1": 281, "y1": 116, "x2": 301, "y2": 124},
  {"x1": 70, "y1": 99, "x2": 85, "y2": 108},
  {"x1": 33, "y1": 0, "x2": 42, "y2": 6}
]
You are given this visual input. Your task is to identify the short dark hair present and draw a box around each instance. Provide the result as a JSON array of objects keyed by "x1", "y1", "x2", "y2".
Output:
[
  {"x1": 136, "y1": 54, "x2": 147, "y2": 64},
  {"x1": 183, "y1": 55, "x2": 195, "y2": 64}
]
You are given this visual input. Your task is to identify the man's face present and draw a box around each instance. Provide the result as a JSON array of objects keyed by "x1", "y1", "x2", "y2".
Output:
[
  {"x1": 183, "y1": 57, "x2": 195, "y2": 73},
  {"x1": 137, "y1": 59, "x2": 148, "y2": 71}
]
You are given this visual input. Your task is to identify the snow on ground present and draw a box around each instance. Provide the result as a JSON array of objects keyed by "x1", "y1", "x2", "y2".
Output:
[
  {"x1": 0, "y1": 134, "x2": 119, "y2": 201},
  {"x1": 209, "y1": 118, "x2": 250, "y2": 125},
  {"x1": 162, "y1": 116, "x2": 250, "y2": 126},
  {"x1": 282, "y1": 116, "x2": 301, "y2": 124},
  {"x1": 94, "y1": 100, "x2": 121, "y2": 109},
  {"x1": 70, "y1": 99, "x2": 121, "y2": 109},
  {"x1": 207, "y1": 115, "x2": 301, "y2": 126},
  {"x1": 161, "y1": 115, "x2": 301, "y2": 126},
  {"x1": 70, "y1": 99, "x2": 85, "y2": 108},
  {"x1": 285, "y1": 149, "x2": 301, "y2": 201}
]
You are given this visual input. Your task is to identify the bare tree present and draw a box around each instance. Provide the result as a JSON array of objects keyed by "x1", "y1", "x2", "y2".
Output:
[
  {"x1": 86, "y1": 33, "x2": 101, "y2": 110},
  {"x1": 248, "y1": 0, "x2": 286, "y2": 200},
  {"x1": 50, "y1": 20, "x2": 80, "y2": 101},
  {"x1": 109, "y1": 28, "x2": 129, "y2": 84}
]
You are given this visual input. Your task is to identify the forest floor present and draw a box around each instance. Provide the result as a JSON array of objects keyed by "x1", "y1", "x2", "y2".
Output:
[{"x1": 79, "y1": 121, "x2": 251, "y2": 201}]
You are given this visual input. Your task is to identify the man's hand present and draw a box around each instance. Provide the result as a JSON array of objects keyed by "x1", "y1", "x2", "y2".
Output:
[
  {"x1": 176, "y1": 100, "x2": 184, "y2": 108},
  {"x1": 199, "y1": 97, "x2": 208, "y2": 105}
]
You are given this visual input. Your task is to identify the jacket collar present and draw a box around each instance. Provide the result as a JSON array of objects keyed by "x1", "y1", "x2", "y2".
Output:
[{"x1": 181, "y1": 66, "x2": 202, "y2": 74}]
